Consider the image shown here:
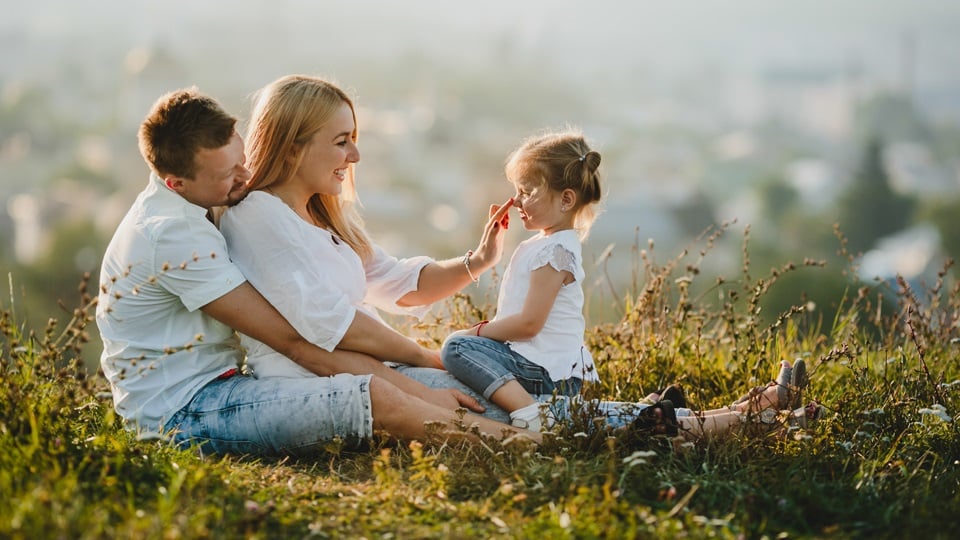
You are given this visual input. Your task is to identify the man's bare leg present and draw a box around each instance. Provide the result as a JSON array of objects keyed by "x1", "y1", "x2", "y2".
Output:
[{"x1": 369, "y1": 376, "x2": 543, "y2": 444}]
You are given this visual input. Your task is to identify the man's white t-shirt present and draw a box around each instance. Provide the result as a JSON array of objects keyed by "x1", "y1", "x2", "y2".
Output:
[{"x1": 97, "y1": 173, "x2": 247, "y2": 437}]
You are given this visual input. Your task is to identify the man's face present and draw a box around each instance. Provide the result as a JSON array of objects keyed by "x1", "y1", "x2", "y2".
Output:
[{"x1": 168, "y1": 132, "x2": 250, "y2": 208}]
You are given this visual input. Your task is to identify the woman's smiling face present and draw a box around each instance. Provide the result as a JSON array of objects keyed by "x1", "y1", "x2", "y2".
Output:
[{"x1": 292, "y1": 101, "x2": 359, "y2": 197}]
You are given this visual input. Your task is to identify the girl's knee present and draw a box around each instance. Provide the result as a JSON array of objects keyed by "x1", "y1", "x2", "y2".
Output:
[{"x1": 440, "y1": 337, "x2": 466, "y2": 370}]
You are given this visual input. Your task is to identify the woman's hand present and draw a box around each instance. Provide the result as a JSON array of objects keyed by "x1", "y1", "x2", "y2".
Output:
[{"x1": 471, "y1": 197, "x2": 514, "y2": 273}]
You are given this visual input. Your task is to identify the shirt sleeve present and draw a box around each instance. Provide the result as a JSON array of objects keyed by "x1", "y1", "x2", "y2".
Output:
[
  {"x1": 529, "y1": 242, "x2": 579, "y2": 283},
  {"x1": 220, "y1": 198, "x2": 356, "y2": 352},
  {"x1": 363, "y1": 244, "x2": 433, "y2": 319},
  {"x1": 152, "y1": 216, "x2": 246, "y2": 312}
]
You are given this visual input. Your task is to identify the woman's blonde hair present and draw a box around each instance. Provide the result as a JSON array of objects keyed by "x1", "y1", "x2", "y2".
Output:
[
  {"x1": 245, "y1": 74, "x2": 372, "y2": 260},
  {"x1": 506, "y1": 128, "x2": 603, "y2": 239}
]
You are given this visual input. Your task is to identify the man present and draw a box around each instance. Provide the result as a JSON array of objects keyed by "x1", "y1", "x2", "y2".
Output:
[{"x1": 96, "y1": 88, "x2": 535, "y2": 455}]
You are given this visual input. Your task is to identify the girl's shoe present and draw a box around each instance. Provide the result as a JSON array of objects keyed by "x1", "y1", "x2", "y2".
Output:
[
  {"x1": 740, "y1": 400, "x2": 825, "y2": 436},
  {"x1": 731, "y1": 360, "x2": 799, "y2": 411},
  {"x1": 643, "y1": 384, "x2": 687, "y2": 409},
  {"x1": 789, "y1": 359, "x2": 808, "y2": 410},
  {"x1": 784, "y1": 400, "x2": 824, "y2": 430},
  {"x1": 630, "y1": 400, "x2": 679, "y2": 437},
  {"x1": 659, "y1": 385, "x2": 687, "y2": 409},
  {"x1": 510, "y1": 416, "x2": 542, "y2": 432}
]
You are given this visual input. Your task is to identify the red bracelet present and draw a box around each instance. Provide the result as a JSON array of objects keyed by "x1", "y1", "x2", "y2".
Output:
[{"x1": 475, "y1": 320, "x2": 489, "y2": 337}]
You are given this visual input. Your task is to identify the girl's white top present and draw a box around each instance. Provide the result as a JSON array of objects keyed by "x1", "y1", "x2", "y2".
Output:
[
  {"x1": 495, "y1": 229, "x2": 598, "y2": 382},
  {"x1": 220, "y1": 191, "x2": 432, "y2": 378}
]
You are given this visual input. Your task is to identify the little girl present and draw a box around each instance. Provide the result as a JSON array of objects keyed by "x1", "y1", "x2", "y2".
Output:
[{"x1": 441, "y1": 129, "x2": 602, "y2": 431}]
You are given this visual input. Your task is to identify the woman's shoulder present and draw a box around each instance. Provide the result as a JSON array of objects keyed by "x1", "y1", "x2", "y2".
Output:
[{"x1": 222, "y1": 191, "x2": 283, "y2": 227}]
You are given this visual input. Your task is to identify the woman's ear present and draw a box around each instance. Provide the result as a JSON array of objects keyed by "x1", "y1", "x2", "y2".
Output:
[{"x1": 285, "y1": 144, "x2": 302, "y2": 165}]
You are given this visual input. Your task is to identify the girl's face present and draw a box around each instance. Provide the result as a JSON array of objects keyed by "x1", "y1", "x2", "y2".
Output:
[
  {"x1": 510, "y1": 175, "x2": 569, "y2": 234},
  {"x1": 291, "y1": 101, "x2": 359, "y2": 197}
]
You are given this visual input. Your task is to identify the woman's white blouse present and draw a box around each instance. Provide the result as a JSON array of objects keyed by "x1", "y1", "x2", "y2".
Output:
[
  {"x1": 220, "y1": 191, "x2": 432, "y2": 378},
  {"x1": 495, "y1": 229, "x2": 598, "y2": 382}
]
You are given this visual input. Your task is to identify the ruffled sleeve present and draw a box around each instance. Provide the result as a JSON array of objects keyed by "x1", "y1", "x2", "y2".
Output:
[{"x1": 529, "y1": 242, "x2": 579, "y2": 282}]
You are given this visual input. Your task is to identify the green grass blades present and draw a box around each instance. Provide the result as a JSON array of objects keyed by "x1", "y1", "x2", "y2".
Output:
[{"x1": 2, "y1": 240, "x2": 959, "y2": 539}]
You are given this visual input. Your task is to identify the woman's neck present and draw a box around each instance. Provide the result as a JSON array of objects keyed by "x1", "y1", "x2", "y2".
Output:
[{"x1": 263, "y1": 184, "x2": 315, "y2": 225}]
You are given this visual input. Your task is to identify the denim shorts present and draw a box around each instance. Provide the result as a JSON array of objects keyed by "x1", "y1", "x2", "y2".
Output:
[
  {"x1": 440, "y1": 336, "x2": 582, "y2": 401},
  {"x1": 163, "y1": 372, "x2": 373, "y2": 456}
]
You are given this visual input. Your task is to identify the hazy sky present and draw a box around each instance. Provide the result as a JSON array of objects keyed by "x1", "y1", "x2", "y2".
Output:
[{"x1": 5, "y1": 0, "x2": 959, "y2": 94}]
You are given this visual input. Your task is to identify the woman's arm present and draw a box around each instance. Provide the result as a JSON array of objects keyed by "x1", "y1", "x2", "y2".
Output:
[
  {"x1": 338, "y1": 309, "x2": 441, "y2": 368},
  {"x1": 398, "y1": 198, "x2": 513, "y2": 307},
  {"x1": 452, "y1": 264, "x2": 571, "y2": 342}
]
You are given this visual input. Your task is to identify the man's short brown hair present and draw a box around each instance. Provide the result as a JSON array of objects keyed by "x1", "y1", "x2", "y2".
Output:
[{"x1": 138, "y1": 87, "x2": 237, "y2": 179}]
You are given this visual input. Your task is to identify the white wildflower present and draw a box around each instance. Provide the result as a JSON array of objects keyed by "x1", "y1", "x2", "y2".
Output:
[
  {"x1": 918, "y1": 404, "x2": 952, "y2": 423},
  {"x1": 623, "y1": 450, "x2": 657, "y2": 468}
]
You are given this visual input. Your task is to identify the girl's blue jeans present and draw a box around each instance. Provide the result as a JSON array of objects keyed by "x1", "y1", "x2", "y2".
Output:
[{"x1": 440, "y1": 335, "x2": 582, "y2": 400}]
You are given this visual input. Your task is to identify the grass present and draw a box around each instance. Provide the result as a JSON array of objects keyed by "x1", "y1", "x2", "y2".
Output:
[{"x1": 2, "y1": 229, "x2": 959, "y2": 539}]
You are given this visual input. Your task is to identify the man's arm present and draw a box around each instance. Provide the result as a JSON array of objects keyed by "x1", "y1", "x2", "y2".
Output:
[{"x1": 200, "y1": 282, "x2": 481, "y2": 411}]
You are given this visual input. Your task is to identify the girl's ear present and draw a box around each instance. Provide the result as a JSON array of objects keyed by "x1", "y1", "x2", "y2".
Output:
[{"x1": 561, "y1": 188, "x2": 578, "y2": 210}]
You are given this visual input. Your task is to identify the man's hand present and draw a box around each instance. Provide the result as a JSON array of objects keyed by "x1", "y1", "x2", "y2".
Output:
[{"x1": 425, "y1": 388, "x2": 485, "y2": 413}]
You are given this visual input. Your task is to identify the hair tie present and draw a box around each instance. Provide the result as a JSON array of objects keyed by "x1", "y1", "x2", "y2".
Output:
[{"x1": 578, "y1": 154, "x2": 586, "y2": 162}]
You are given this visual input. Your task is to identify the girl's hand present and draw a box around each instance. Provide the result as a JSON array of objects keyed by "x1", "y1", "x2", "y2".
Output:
[
  {"x1": 444, "y1": 327, "x2": 475, "y2": 343},
  {"x1": 471, "y1": 197, "x2": 514, "y2": 273}
]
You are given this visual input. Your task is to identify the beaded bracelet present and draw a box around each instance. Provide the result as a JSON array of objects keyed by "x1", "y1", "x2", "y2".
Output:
[{"x1": 462, "y1": 250, "x2": 479, "y2": 283}]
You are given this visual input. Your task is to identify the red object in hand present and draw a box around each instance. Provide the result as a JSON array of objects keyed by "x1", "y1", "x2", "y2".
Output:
[{"x1": 500, "y1": 201, "x2": 512, "y2": 229}]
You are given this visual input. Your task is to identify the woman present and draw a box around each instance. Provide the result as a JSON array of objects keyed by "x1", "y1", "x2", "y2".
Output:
[
  {"x1": 221, "y1": 74, "x2": 513, "y2": 417},
  {"x1": 220, "y1": 74, "x2": 822, "y2": 438}
]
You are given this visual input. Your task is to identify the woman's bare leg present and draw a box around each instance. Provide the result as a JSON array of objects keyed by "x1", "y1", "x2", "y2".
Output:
[
  {"x1": 677, "y1": 411, "x2": 744, "y2": 439},
  {"x1": 676, "y1": 384, "x2": 787, "y2": 439}
]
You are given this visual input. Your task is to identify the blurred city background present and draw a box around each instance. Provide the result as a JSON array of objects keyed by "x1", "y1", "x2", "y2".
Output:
[{"x1": 2, "y1": 0, "x2": 959, "y2": 366}]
